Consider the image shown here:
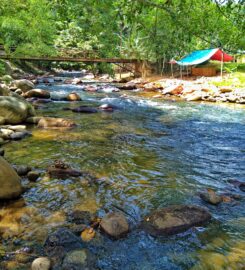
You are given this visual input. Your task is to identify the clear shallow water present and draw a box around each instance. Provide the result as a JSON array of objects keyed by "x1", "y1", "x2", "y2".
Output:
[{"x1": 1, "y1": 79, "x2": 245, "y2": 269}]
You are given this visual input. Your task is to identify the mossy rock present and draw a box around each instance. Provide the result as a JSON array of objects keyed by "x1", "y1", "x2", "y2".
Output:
[{"x1": 0, "y1": 96, "x2": 35, "y2": 124}]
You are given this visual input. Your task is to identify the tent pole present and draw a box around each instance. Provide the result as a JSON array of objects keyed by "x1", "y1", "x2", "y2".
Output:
[
  {"x1": 171, "y1": 63, "x2": 173, "y2": 78},
  {"x1": 180, "y1": 66, "x2": 182, "y2": 79},
  {"x1": 221, "y1": 51, "x2": 224, "y2": 79}
]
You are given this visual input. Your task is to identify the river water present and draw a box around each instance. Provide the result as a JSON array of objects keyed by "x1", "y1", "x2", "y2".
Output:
[{"x1": 1, "y1": 74, "x2": 245, "y2": 269}]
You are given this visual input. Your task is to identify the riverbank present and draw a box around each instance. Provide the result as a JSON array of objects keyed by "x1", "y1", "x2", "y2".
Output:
[{"x1": 0, "y1": 70, "x2": 244, "y2": 269}]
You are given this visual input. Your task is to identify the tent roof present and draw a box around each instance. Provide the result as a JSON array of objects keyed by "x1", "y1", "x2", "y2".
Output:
[{"x1": 177, "y1": 48, "x2": 233, "y2": 66}]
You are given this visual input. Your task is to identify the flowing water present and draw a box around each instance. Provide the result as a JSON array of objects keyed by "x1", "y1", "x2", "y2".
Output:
[{"x1": 1, "y1": 74, "x2": 245, "y2": 269}]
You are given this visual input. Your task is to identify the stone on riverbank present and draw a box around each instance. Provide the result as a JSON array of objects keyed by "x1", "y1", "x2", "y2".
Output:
[
  {"x1": 142, "y1": 205, "x2": 211, "y2": 236},
  {"x1": 24, "y1": 89, "x2": 51, "y2": 99},
  {"x1": 100, "y1": 212, "x2": 129, "y2": 239},
  {"x1": 0, "y1": 157, "x2": 23, "y2": 200},
  {"x1": 12, "y1": 79, "x2": 34, "y2": 92},
  {"x1": 38, "y1": 117, "x2": 76, "y2": 128},
  {"x1": 0, "y1": 84, "x2": 10, "y2": 96},
  {"x1": 0, "y1": 96, "x2": 35, "y2": 124}
]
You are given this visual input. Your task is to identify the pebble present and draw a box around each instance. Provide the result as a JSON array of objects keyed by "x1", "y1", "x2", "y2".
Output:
[{"x1": 31, "y1": 257, "x2": 51, "y2": 270}]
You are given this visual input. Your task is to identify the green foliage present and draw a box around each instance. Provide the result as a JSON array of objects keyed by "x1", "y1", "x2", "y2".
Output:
[
  {"x1": 0, "y1": 62, "x2": 5, "y2": 76},
  {"x1": 0, "y1": 0, "x2": 244, "y2": 69},
  {"x1": 0, "y1": 0, "x2": 56, "y2": 56}
]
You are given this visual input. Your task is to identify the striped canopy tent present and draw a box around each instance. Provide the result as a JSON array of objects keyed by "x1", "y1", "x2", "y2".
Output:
[
  {"x1": 172, "y1": 48, "x2": 233, "y2": 77},
  {"x1": 176, "y1": 48, "x2": 233, "y2": 66}
]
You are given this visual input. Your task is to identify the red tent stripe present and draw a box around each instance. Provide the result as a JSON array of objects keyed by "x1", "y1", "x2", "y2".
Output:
[{"x1": 210, "y1": 49, "x2": 233, "y2": 62}]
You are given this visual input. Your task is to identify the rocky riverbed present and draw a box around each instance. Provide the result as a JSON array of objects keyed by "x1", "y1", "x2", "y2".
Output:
[{"x1": 0, "y1": 71, "x2": 244, "y2": 269}]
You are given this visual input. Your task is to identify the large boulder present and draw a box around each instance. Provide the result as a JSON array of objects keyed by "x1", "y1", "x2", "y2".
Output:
[
  {"x1": 24, "y1": 89, "x2": 51, "y2": 99},
  {"x1": 0, "y1": 84, "x2": 9, "y2": 96},
  {"x1": 12, "y1": 79, "x2": 34, "y2": 92},
  {"x1": 37, "y1": 117, "x2": 76, "y2": 128},
  {"x1": 100, "y1": 212, "x2": 129, "y2": 239},
  {"x1": 0, "y1": 96, "x2": 35, "y2": 124},
  {"x1": 0, "y1": 157, "x2": 22, "y2": 200},
  {"x1": 142, "y1": 205, "x2": 211, "y2": 236}
]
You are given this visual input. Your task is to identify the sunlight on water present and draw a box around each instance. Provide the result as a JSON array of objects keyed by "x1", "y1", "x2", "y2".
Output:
[{"x1": 1, "y1": 79, "x2": 245, "y2": 269}]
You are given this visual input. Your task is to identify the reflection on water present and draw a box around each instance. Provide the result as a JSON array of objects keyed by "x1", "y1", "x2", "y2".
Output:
[{"x1": 1, "y1": 79, "x2": 245, "y2": 269}]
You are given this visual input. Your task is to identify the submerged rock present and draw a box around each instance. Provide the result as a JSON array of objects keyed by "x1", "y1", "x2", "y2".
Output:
[
  {"x1": 38, "y1": 117, "x2": 76, "y2": 128},
  {"x1": 200, "y1": 189, "x2": 222, "y2": 205},
  {"x1": 0, "y1": 157, "x2": 23, "y2": 200},
  {"x1": 44, "y1": 228, "x2": 84, "y2": 260},
  {"x1": 142, "y1": 205, "x2": 211, "y2": 236},
  {"x1": 62, "y1": 249, "x2": 96, "y2": 270},
  {"x1": 229, "y1": 180, "x2": 245, "y2": 192},
  {"x1": 47, "y1": 160, "x2": 82, "y2": 178},
  {"x1": 31, "y1": 257, "x2": 51, "y2": 270},
  {"x1": 71, "y1": 106, "x2": 98, "y2": 113},
  {"x1": 100, "y1": 212, "x2": 129, "y2": 239},
  {"x1": 67, "y1": 210, "x2": 92, "y2": 225},
  {"x1": 66, "y1": 92, "x2": 81, "y2": 101}
]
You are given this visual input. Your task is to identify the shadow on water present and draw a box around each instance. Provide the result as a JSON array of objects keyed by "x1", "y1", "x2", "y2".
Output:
[{"x1": 1, "y1": 79, "x2": 245, "y2": 269}]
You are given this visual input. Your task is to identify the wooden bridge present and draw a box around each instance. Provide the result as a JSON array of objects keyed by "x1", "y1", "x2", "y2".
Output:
[{"x1": 0, "y1": 45, "x2": 142, "y2": 75}]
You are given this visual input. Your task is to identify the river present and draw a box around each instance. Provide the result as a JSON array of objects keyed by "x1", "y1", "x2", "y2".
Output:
[{"x1": 2, "y1": 73, "x2": 245, "y2": 269}]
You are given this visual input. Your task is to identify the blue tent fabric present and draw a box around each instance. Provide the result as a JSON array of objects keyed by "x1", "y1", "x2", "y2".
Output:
[{"x1": 177, "y1": 48, "x2": 219, "y2": 66}]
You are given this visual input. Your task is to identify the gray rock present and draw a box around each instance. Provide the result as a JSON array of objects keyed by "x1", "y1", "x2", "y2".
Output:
[
  {"x1": 14, "y1": 165, "x2": 32, "y2": 176},
  {"x1": 10, "y1": 131, "x2": 30, "y2": 140},
  {"x1": 44, "y1": 228, "x2": 84, "y2": 259},
  {"x1": 100, "y1": 212, "x2": 129, "y2": 239},
  {"x1": 62, "y1": 249, "x2": 96, "y2": 270},
  {"x1": 67, "y1": 210, "x2": 92, "y2": 225},
  {"x1": 12, "y1": 79, "x2": 34, "y2": 92},
  {"x1": 142, "y1": 205, "x2": 211, "y2": 236}
]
